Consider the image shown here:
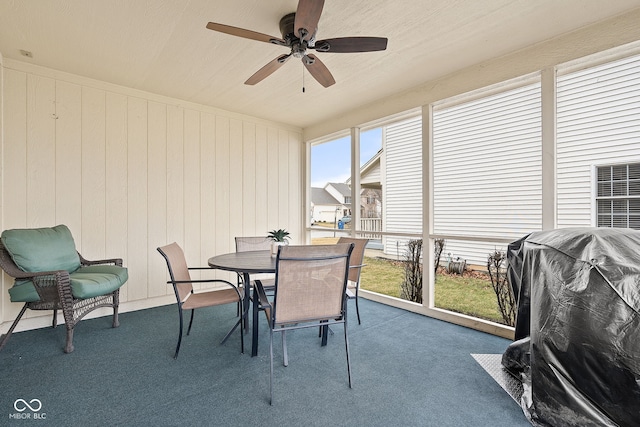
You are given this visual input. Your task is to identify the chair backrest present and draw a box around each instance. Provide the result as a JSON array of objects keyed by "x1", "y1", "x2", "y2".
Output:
[
  {"x1": 337, "y1": 237, "x2": 368, "y2": 283},
  {"x1": 157, "y1": 243, "x2": 193, "y2": 302},
  {"x1": 235, "y1": 236, "x2": 272, "y2": 252},
  {"x1": 272, "y1": 243, "x2": 353, "y2": 326},
  {"x1": 1, "y1": 225, "x2": 81, "y2": 273}
]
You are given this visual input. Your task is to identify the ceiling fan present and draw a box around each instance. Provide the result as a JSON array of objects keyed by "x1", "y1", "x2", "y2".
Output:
[{"x1": 206, "y1": 0, "x2": 388, "y2": 88}]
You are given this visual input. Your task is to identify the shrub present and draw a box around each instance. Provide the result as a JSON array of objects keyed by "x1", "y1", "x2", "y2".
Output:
[
  {"x1": 487, "y1": 250, "x2": 516, "y2": 326},
  {"x1": 400, "y1": 239, "x2": 423, "y2": 303}
]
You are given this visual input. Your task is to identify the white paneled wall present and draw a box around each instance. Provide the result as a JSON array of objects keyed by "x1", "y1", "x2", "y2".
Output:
[{"x1": 0, "y1": 60, "x2": 303, "y2": 329}]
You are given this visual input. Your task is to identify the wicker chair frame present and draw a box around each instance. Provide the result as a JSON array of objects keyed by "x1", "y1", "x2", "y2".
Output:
[{"x1": 0, "y1": 241, "x2": 122, "y2": 353}]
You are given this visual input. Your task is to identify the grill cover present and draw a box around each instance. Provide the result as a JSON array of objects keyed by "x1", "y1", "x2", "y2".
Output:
[{"x1": 503, "y1": 227, "x2": 640, "y2": 427}]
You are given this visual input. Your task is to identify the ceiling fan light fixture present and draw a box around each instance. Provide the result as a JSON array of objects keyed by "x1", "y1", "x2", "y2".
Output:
[{"x1": 205, "y1": 0, "x2": 387, "y2": 88}]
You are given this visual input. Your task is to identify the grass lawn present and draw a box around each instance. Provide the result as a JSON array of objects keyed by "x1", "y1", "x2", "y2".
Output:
[
  {"x1": 360, "y1": 256, "x2": 506, "y2": 324},
  {"x1": 311, "y1": 237, "x2": 507, "y2": 325}
]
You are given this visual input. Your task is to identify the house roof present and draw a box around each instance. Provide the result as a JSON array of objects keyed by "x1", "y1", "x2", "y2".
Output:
[
  {"x1": 311, "y1": 187, "x2": 341, "y2": 205},
  {"x1": 327, "y1": 182, "x2": 351, "y2": 197},
  {"x1": 1, "y1": 1, "x2": 639, "y2": 129}
]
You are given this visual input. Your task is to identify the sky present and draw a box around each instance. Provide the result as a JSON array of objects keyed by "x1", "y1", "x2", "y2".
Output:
[{"x1": 311, "y1": 127, "x2": 382, "y2": 188}]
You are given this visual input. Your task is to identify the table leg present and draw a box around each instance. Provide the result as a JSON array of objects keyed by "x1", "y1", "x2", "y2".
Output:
[
  {"x1": 243, "y1": 272, "x2": 251, "y2": 332},
  {"x1": 252, "y1": 285, "x2": 259, "y2": 357}
]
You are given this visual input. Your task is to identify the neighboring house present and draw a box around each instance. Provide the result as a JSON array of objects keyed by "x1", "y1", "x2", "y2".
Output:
[
  {"x1": 347, "y1": 149, "x2": 383, "y2": 219},
  {"x1": 310, "y1": 183, "x2": 351, "y2": 223}
]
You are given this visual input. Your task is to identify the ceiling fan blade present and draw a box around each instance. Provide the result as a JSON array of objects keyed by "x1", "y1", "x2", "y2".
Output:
[
  {"x1": 245, "y1": 54, "x2": 291, "y2": 85},
  {"x1": 294, "y1": 0, "x2": 325, "y2": 41},
  {"x1": 302, "y1": 54, "x2": 335, "y2": 88},
  {"x1": 206, "y1": 22, "x2": 285, "y2": 45},
  {"x1": 313, "y1": 37, "x2": 388, "y2": 53}
]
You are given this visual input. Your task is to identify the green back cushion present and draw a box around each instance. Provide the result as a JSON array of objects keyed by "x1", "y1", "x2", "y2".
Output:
[{"x1": 1, "y1": 225, "x2": 81, "y2": 273}]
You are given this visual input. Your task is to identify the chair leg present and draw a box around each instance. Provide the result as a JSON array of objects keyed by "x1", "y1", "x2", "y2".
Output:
[
  {"x1": 282, "y1": 329, "x2": 288, "y2": 367},
  {"x1": 252, "y1": 289, "x2": 259, "y2": 357},
  {"x1": 174, "y1": 306, "x2": 184, "y2": 359},
  {"x1": 220, "y1": 316, "x2": 243, "y2": 348},
  {"x1": 52, "y1": 308, "x2": 58, "y2": 328},
  {"x1": 269, "y1": 328, "x2": 274, "y2": 405},
  {"x1": 355, "y1": 295, "x2": 361, "y2": 325},
  {"x1": 64, "y1": 328, "x2": 75, "y2": 354},
  {"x1": 112, "y1": 290, "x2": 120, "y2": 328},
  {"x1": 187, "y1": 309, "x2": 195, "y2": 336},
  {"x1": 0, "y1": 304, "x2": 28, "y2": 351},
  {"x1": 344, "y1": 322, "x2": 352, "y2": 388}
]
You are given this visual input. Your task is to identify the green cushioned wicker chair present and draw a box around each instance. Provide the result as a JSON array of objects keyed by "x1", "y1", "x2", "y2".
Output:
[{"x1": 0, "y1": 225, "x2": 128, "y2": 353}]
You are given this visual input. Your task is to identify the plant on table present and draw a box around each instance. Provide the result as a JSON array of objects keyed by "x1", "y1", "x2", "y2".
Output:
[
  {"x1": 267, "y1": 229, "x2": 290, "y2": 256},
  {"x1": 267, "y1": 229, "x2": 290, "y2": 242}
]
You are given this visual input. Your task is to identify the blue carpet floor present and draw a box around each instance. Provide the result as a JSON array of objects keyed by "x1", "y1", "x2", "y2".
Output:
[{"x1": 0, "y1": 299, "x2": 530, "y2": 426}]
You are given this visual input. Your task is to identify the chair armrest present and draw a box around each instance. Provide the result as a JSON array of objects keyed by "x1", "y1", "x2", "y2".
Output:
[
  {"x1": 78, "y1": 253, "x2": 123, "y2": 267},
  {"x1": 254, "y1": 279, "x2": 272, "y2": 322},
  {"x1": 168, "y1": 279, "x2": 243, "y2": 299}
]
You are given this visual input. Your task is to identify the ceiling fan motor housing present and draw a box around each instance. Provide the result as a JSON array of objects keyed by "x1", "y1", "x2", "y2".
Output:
[{"x1": 279, "y1": 13, "x2": 297, "y2": 41}]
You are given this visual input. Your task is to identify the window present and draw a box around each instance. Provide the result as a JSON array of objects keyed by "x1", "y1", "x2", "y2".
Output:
[{"x1": 596, "y1": 163, "x2": 640, "y2": 229}]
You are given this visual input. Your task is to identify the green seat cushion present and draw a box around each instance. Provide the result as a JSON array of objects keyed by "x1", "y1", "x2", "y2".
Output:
[
  {"x1": 8, "y1": 280, "x2": 41, "y2": 303},
  {"x1": 8, "y1": 265, "x2": 127, "y2": 302},
  {"x1": 70, "y1": 265, "x2": 128, "y2": 299},
  {"x1": 1, "y1": 225, "x2": 80, "y2": 273}
]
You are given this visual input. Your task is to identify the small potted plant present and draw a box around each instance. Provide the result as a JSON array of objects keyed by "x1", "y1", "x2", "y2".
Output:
[{"x1": 267, "y1": 229, "x2": 290, "y2": 256}]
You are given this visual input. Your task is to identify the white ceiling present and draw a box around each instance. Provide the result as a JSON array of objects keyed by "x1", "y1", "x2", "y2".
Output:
[{"x1": 1, "y1": 0, "x2": 640, "y2": 129}]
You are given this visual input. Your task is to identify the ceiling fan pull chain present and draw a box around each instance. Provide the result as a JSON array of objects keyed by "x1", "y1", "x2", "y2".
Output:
[{"x1": 302, "y1": 66, "x2": 306, "y2": 93}]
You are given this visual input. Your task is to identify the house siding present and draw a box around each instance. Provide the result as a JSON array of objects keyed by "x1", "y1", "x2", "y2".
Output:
[
  {"x1": 383, "y1": 115, "x2": 423, "y2": 257},
  {"x1": 432, "y1": 82, "x2": 543, "y2": 265},
  {"x1": 557, "y1": 53, "x2": 640, "y2": 228}
]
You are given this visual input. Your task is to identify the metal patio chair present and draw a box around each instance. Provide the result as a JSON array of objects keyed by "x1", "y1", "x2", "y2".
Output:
[
  {"x1": 254, "y1": 243, "x2": 354, "y2": 404},
  {"x1": 157, "y1": 242, "x2": 243, "y2": 359}
]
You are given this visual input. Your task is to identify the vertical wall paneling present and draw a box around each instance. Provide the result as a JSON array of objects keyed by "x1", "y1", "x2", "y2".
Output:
[
  {"x1": 200, "y1": 113, "x2": 216, "y2": 268},
  {"x1": 166, "y1": 105, "x2": 184, "y2": 246},
  {"x1": 127, "y1": 97, "x2": 149, "y2": 301},
  {"x1": 105, "y1": 92, "x2": 129, "y2": 271},
  {"x1": 0, "y1": 59, "x2": 303, "y2": 329},
  {"x1": 215, "y1": 116, "x2": 231, "y2": 256},
  {"x1": 277, "y1": 130, "x2": 290, "y2": 231},
  {"x1": 242, "y1": 123, "x2": 257, "y2": 234},
  {"x1": 288, "y1": 134, "x2": 302, "y2": 237},
  {"x1": 183, "y1": 109, "x2": 202, "y2": 282},
  {"x1": 147, "y1": 101, "x2": 168, "y2": 297},
  {"x1": 165, "y1": 104, "x2": 185, "y2": 295},
  {"x1": 2, "y1": 69, "x2": 28, "y2": 323},
  {"x1": 229, "y1": 119, "x2": 243, "y2": 245},
  {"x1": 4, "y1": 69, "x2": 28, "y2": 230},
  {"x1": 80, "y1": 87, "x2": 107, "y2": 256},
  {"x1": 266, "y1": 128, "x2": 279, "y2": 230},
  {"x1": 26, "y1": 74, "x2": 56, "y2": 226},
  {"x1": 254, "y1": 125, "x2": 269, "y2": 235},
  {"x1": 54, "y1": 81, "x2": 82, "y2": 233}
]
